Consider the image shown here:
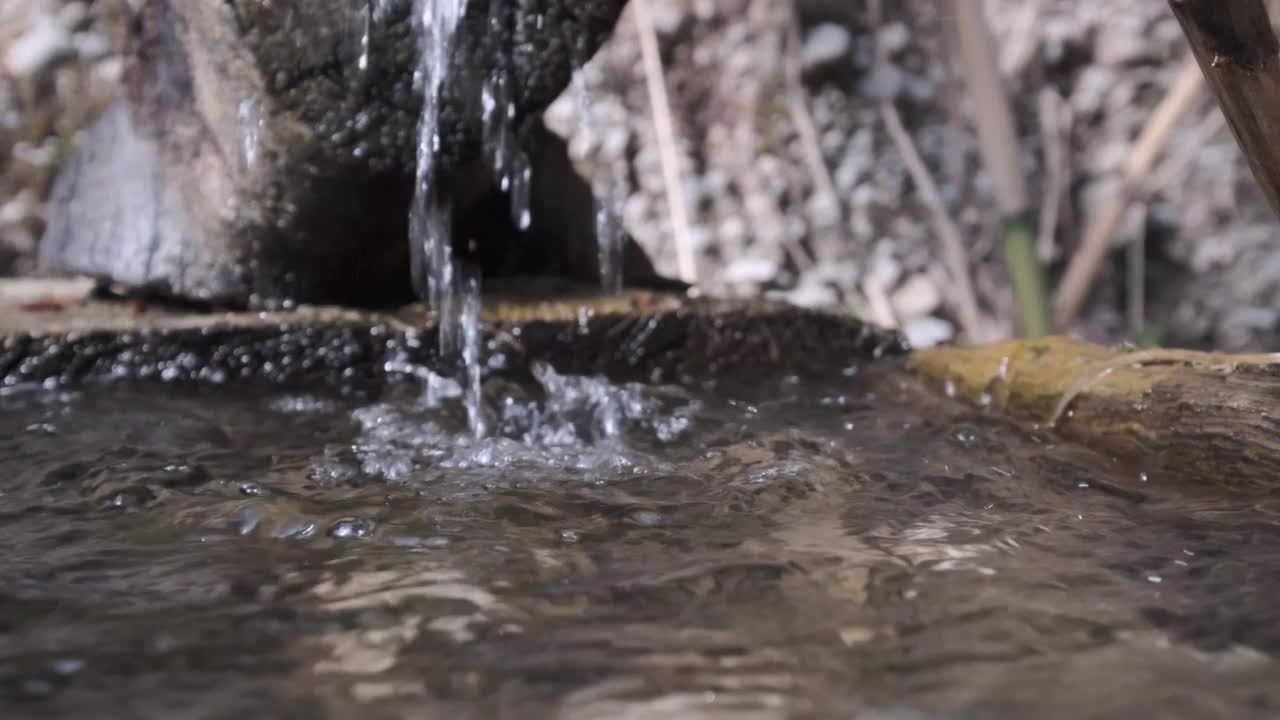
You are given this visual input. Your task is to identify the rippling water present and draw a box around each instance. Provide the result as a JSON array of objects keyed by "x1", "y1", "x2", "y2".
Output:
[{"x1": 3, "y1": 361, "x2": 1280, "y2": 719}]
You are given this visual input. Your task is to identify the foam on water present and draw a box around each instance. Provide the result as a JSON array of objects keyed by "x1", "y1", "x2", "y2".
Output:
[{"x1": 352, "y1": 360, "x2": 698, "y2": 478}]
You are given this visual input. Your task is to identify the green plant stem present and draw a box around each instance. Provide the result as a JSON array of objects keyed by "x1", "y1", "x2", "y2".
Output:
[{"x1": 1004, "y1": 214, "x2": 1052, "y2": 338}]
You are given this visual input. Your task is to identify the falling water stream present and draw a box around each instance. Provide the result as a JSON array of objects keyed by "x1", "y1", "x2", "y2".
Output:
[
  {"x1": 408, "y1": 0, "x2": 477, "y2": 434},
  {"x1": 406, "y1": 0, "x2": 635, "y2": 439},
  {"x1": 574, "y1": 70, "x2": 625, "y2": 294}
]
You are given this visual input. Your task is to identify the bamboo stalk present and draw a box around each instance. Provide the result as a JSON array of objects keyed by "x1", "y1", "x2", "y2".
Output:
[
  {"x1": 948, "y1": 0, "x2": 1052, "y2": 338},
  {"x1": 1169, "y1": 1, "x2": 1280, "y2": 220}
]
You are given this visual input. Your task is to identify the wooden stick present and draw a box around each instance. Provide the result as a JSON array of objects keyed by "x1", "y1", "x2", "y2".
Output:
[{"x1": 1169, "y1": 1, "x2": 1280, "y2": 220}]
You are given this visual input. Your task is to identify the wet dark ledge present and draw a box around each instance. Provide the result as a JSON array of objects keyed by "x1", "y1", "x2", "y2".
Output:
[{"x1": 0, "y1": 281, "x2": 909, "y2": 388}]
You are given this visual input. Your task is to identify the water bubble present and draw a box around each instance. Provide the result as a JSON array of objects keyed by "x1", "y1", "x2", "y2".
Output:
[
  {"x1": 236, "y1": 505, "x2": 266, "y2": 535},
  {"x1": 389, "y1": 535, "x2": 447, "y2": 548},
  {"x1": 391, "y1": 535, "x2": 452, "y2": 548},
  {"x1": 329, "y1": 517, "x2": 377, "y2": 539},
  {"x1": 308, "y1": 460, "x2": 357, "y2": 488},
  {"x1": 274, "y1": 521, "x2": 318, "y2": 540},
  {"x1": 49, "y1": 658, "x2": 85, "y2": 676},
  {"x1": 107, "y1": 486, "x2": 157, "y2": 511},
  {"x1": 627, "y1": 510, "x2": 666, "y2": 527}
]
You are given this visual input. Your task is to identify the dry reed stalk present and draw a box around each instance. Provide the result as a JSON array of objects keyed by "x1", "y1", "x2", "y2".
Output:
[
  {"x1": 880, "y1": 98, "x2": 990, "y2": 342},
  {"x1": 1053, "y1": 58, "x2": 1205, "y2": 327},
  {"x1": 948, "y1": 0, "x2": 1051, "y2": 338},
  {"x1": 632, "y1": 0, "x2": 698, "y2": 284}
]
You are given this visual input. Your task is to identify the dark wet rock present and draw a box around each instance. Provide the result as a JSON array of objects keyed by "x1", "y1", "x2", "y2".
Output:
[
  {"x1": 38, "y1": 0, "x2": 669, "y2": 307},
  {"x1": 0, "y1": 291, "x2": 909, "y2": 387}
]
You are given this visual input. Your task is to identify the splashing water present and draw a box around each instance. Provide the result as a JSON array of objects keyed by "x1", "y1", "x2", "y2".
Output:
[
  {"x1": 408, "y1": 2, "x2": 634, "y2": 437},
  {"x1": 237, "y1": 99, "x2": 262, "y2": 170},
  {"x1": 460, "y1": 273, "x2": 487, "y2": 438}
]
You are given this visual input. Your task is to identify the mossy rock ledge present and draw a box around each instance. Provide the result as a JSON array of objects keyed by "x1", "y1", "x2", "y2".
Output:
[{"x1": 911, "y1": 338, "x2": 1280, "y2": 493}]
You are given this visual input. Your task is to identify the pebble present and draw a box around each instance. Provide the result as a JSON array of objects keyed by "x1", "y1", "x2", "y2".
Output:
[
  {"x1": 722, "y1": 255, "x2": 779, "y2": 285},
  {"x1": 903, "y1": 316, "x2": 955, "y2": 349},
  {"x1": 891, "y1": 274, "x2": 941, "y2": 320},
  {"x1": 801, "y1": 23, "x2": 852, "y2": 72},
  {"x1": 5, "y1": 16, "x2": 73, "y2": 77}
]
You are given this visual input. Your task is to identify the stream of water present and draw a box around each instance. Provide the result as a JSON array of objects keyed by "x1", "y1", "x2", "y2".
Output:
[
  {"x1": 407, "y1": 1, "x2": 632, "y2": 439},
  {"x1": 3, "y1": 362, "x2": 1280, "y2": 718}
]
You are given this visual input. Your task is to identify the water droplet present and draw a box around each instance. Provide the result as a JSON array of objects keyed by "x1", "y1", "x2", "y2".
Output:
[{"x1": 559, "y1": 529, "x2": 581, "y2": 544}]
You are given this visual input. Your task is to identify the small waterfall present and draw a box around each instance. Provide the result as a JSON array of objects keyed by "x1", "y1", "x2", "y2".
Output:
[
  {"x1": 480, "y1": 4, "x2": 532, "y2": 233},
  {"x1": 409, "y1": 0, "x2": 469, "y2": 359},
  {"x1": 460, "y1": 274, "x2": 488, "y2": 438},
  {"x1": 572, "y1": 71, "x2": 624, "y2": 293},
  {"x1": 405, "y1": 1, "x2": 628, "y2": 437},
  {"x1": 354, "y1": 1, "x2": 396, "y2": 73}
]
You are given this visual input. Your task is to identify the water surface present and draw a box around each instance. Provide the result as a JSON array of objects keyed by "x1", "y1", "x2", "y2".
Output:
[{"x1": 2, "y1": 362, "x2": 1279, "y2": 719}]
